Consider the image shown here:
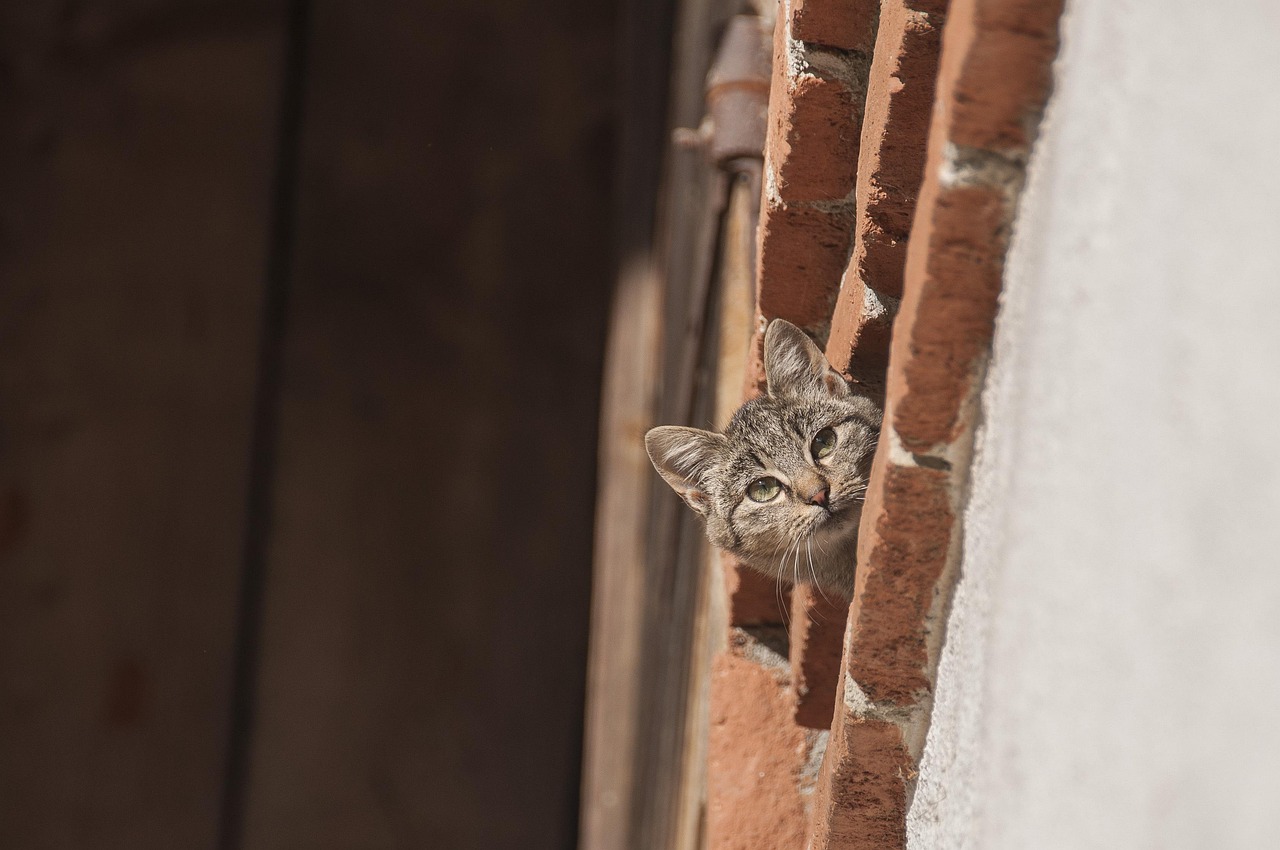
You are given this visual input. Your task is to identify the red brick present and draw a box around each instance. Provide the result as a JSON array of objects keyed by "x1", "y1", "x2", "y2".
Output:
[
  {"x1": 892, "y1": 182, "x2": 1008, "y2": 451},
  {"x1": 752, "y1": 0, "x2": 878, "y2": 376},
  {"x1": 757, "y1": 202, "x2": 856, "y2": 331},
  {"x1": 873, "y1": 0, "x2": 1063, "y2": 458},
  {"x1": 706, "y1": 633, "x2": 812, "y2": 850},
  {"x1": 845, "y1": 0, "x2": 948, "y2": 301},
  {"x1": 768, "y1": 70, "x2": 863, "y2": 203},
  {"x1": 724, "y1": 552, "x2": 790, "y2": 627},
  {"x1": 791, "y1": 0, "x2": 879, "y2": 52},
  {"x1": 847, "y1": 459, "x2": 954, "y2": 704},
  {"x1": 936, "y1": 0, "x2": 1064, "y2": 152},
  {"x1": 807, "y1": 2, "x2": 1065, "y2": 848},
  {"x1": 764, "y1": 0, "x2": 874, "y2": 206},
  {"x1": 788, "y1": 585, "x2": 848, "y2": 729},
  {"x1": 808, "y1": 710, "x2": 911, "y2": 850},
  {"x1": 826, "y1": 275, "x2": 895, "y2": 395},
  {"x1": 826, "y1": 0, "x2": 949, "y2": 391}
]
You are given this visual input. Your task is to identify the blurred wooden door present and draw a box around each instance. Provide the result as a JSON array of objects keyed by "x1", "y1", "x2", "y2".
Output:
[
  {"x1": 0, "y1": 2, "x2": 618, "y2": 848},
  {"x1": 0, "y1": 3, "x2": 289, "y2": 847}
]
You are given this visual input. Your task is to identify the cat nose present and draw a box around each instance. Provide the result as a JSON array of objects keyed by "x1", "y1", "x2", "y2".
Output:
[{"x1": 805, "y1": 486, "x2": 829, "y2": 508}]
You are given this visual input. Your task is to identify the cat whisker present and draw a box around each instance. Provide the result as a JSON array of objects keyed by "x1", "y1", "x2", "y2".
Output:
[
  {"x1": 805, "y1": 538, "x2": 826, "y2": 623},
  {"x1": 805, "y1": 537, "x2": 816, "y2": 586},
  {"x1": 775, "y1": 543, "x2": 786, "y2": 625},
  {"x1": 806, "y1": 537, "x2": 817, "y2": 586},
  {"x1": 773, "y1": 555, "x2": 784, "y2": 625},
  {"x1": 775, "y1": 536, "x2": 797, "y2": 631},
  {"x1": 808, "y1": 537, "x2": 836, "y2": 608},
  {"x1": 788, "y1": 537, "x2": 798, "y2": 596},
  {"x1": 768, "y1": 534, "x2": 789, "y2": 566}
]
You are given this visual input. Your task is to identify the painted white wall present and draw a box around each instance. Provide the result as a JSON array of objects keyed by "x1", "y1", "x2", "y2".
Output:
[{"x1": 906, "y1": 1, "x2": 1280, "y2": 847}]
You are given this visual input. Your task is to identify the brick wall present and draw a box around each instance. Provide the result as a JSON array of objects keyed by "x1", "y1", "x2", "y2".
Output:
[{"x1": 701, "y1": 0, "x2": 1066, "y2": 848}]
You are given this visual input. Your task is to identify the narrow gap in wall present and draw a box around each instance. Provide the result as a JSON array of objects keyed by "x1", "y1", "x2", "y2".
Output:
[{"x1": 215, "y1": 2, "x2": 312, "y2": 847}]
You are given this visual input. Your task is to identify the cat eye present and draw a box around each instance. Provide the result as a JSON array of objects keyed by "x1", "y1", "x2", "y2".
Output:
[
  {"x1": 746, "y1": 476, "x2": 782, "y2": 502},
  {"x1": 810, "y1": 427, "x2": 837, "y2": 460}
]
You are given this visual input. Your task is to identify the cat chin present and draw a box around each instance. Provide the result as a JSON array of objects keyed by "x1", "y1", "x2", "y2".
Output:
[
  {"x1": 812, "y1": 505, "x2": 862, "y2": 545},
  {"x1": 730, "y1": 514, "x2": 860, "y2": 577}
]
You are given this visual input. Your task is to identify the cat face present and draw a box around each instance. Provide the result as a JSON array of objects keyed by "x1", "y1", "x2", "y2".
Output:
[{"x1": 645, "y1": 320, "x2": 882, "y2": 598}]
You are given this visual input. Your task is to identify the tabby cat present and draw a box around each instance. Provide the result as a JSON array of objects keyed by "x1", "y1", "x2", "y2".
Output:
[{"x1": 645, "y1": 319, "x2": 882, "y2": 598}]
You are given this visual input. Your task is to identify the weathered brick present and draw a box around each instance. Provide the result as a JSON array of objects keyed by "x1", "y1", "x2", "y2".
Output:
[
  {"x1": 707, "y1": 632, "x2": 812, "y2": 850},
  {"x1": 791, "y1": 0, "x2": 879, "y2": 52},
  {"x1": 808, "y1": 709, "x2": 911, "y2": 850},
  {"x1": 826, "y1": 274, "x2": 895, "y2": 394},
  {"x1": 936, "y1": 0, "x2": 1063, "y2": 152},
  {"x1": 826, "y1": 0, "x2": 949, "y2": 392},
  {"x1": 892, "y1": 182, "x2": 1008, "y2": 451},
  {"x1": 807, "y1": 2, "x2": 1064, "y2": 848},
  {"x1": 767, "y1": 69, "x2": 863, "y2": 203},
  {"x1": 757, "y1": 202, "x2": 857, "y2": 333},
  {"x1": 844, "y1": 0, "x2": 948, "y2": 301},
  {"x1": 724, "y1": 552, "x2": 790, "y2": 627},
  {"x1": 753, "y1": 0, "x2": 877, "y2": 369},
  {"x1": 789, "y1": 585, "x2": 848, "y2": 729},
  {"x1": 848, "y1": 460, "x2": 954, "y2": 704}
]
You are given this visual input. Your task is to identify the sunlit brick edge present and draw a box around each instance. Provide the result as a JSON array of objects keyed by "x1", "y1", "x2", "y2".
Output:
[{"x1": 808, "y1": 1, "x2": 1066, "y2": 848}]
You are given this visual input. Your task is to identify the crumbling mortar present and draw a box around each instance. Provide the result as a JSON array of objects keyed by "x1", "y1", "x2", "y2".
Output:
[
  {"x1": 797, "y1": 729, "x2": 830, "y2": 797},
  {"x1": 788, "y1": 0, "x2": 881, "y2": 85},
  {"x1": 843, "y1": 672, "x2": 925, "y2": 716},
  {"x1": 779, "y1": 0, "x2": 876, "y2": 119},
  {"x1": 795, "y1": 45, "x2": 874, "y2": 103},
  {"x1": 906, "y1": 8, "x2": 933, "y2": 28},
  {"x1": 764, "y1": 155, "x2": 783, "y2": 205},
  {"x1": 939, "y1": 142, "x2": 1028, "y2": 201},
  {"x1": 800, "y1": 189, "x2": 860, "y2": 213},
  {"x1": 882, "y1": 355, "x2": 983, "y2": 474},
  {"x1": 733, "y1": 625, "x2": 792, "y2": 676},
  {"x1": 843, "y1": 673, "x2": 929, "y2": 735},
  {"x1": 860, "y1": 282, "x2": 900, "y2": 323}
]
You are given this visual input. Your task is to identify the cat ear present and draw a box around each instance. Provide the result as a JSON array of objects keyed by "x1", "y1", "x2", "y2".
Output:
[
  {"x1": 763, "y1": 319, "x2": 851, "y2": 400},
  {"x1": 645, "y1": 426, "x2": 725, "y2": 516}
]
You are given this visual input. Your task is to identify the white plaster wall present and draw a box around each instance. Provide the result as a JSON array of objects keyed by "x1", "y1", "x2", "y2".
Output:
[{"x1": 906, "y1": 0, "x2": 1280, "y2": 847}]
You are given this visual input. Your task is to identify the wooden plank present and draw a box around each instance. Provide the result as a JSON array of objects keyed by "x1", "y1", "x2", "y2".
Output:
[
  {"x1": 581, "y1": 0, "x2": 742, "y2": 847},
  {"x1": 0, "y1": 5, "x2": 286, "y2": 847},
  {"x1": 239, "y1": 1, "x2": 619, "y2": 847},
  {"x1": 580, "y1": 258, "x2": 665, "y2": 850},
  {"x1": 672, "y1": 170, "x2": 758, "y2": 850},
  {"x1": 578, "y1": 0, "x2": 674, "y2": 842}
]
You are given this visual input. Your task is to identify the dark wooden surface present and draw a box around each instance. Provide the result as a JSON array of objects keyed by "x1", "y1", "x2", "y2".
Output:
[
  {"x1": 0, "y1": 1, "x2": 619, "y2": 848},
  {"x1": 236, "y1": 2, "x2": 617, "y2": 848},
  {"x1": 0, "y1": 4, "x2": 286, "y2": 847},
  {"x1": 581, "y1": 1, "x2": 759, "y2": 848}
]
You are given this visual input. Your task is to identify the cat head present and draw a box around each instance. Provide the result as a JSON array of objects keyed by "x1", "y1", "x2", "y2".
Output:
[{"x1": 644, "y1": 319, "x2": 882, "y2": 596}]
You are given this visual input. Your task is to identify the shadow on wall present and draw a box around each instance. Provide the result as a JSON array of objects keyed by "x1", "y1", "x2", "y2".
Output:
[{"x1": 0, "y1": 2, "x2": 619, "y2": 848}]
